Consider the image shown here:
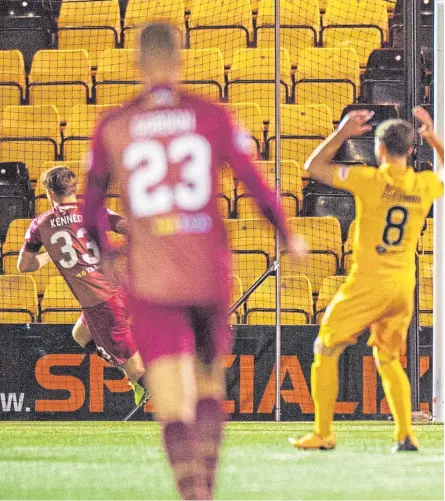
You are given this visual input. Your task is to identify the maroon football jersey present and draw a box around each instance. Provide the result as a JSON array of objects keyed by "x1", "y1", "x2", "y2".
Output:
[
  {"x1": 84, "y1": 86, "x2": 289, "y2": 305},
  {"x1": 24, "y1": 203, "x2": 123, "y2": 308}
]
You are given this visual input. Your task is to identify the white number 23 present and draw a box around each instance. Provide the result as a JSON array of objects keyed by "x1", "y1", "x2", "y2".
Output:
[{"x1": 123, "y1": 134, "x2": 212, "y2": 218}]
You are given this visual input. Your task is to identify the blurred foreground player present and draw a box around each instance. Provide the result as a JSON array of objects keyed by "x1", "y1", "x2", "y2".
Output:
[
  {"x1": 83, "y1": 22, "x2": 304, "y2": 500},
  {"x1": 17, "y1": 166, "x2": 149, "y2": 409},
  {"x1": 290, "y1": 110, "x2": 444, "y2": 452}
]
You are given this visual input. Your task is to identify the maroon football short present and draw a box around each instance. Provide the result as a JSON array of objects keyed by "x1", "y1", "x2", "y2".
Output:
[
  {"x1": 81, "y1": 293, "x2": 137, "y2": 367},
  {"x1": 130, "y1": 299, "x2": 232, "y2": 365}
]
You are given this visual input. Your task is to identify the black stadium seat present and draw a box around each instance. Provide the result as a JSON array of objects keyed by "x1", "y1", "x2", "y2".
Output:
[{"x1": 340, "y1": 104, "x2": 399, "y2": 124}]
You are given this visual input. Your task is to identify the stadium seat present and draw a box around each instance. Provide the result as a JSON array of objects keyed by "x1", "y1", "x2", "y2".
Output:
[
  {"x1": 0, "y1": 16, "x2": 53, "y2": 73},
  {"x1": 106, "y1": 195, "x2": 124, "y2": 216},
  {"x1": 322, "y1": 0, "x2": 388, "y2": 67},
  {"x1": 0, "y1": 50, "x2": 25, "y2": 107},
  {"x1": 224, "y1": 218, "x2": 275, "y2": 259},
  {"x1": 361, "y1": 71, "x2": 406, "y2": 118},
  {"x1": 419, "y1": 253, "x2": 433, "y2": 281},
  {"x1": 0, "y1": 105, "x2": 60, "y2": 182},
  {"x1": 34, "y1": 161, "x2": 87, "y2": 214},
  {"x1": 232, "y1": 250, "x2": 271, "y2": 293},
  {"x1": 29, "y1": 49, "x2": 91, "y2": 123},
  {"x1": 283, "y1": 216, "x2": 342, "y2": 293},
  {"x1": 294, "y1": 48, "x2": 360, "y2": 123},
  {"x1": 365, "y1": 48, "x2": 404, "y2": 77},
  {"x1": 315, "y1": 274, "x2": 347, "y2": 322},
  {"x1": 180, "y1": 49, "x2": 224, "y2": 101},
  {"x1": 2, "y1": 218, "x2": 60, "y2": 295},
  {"x1": 188, "y1": 0, "x2": 252, "y2": 67},
  {"x1": 267, "y1": 104, "x2": 334, "y2": 167},
  {"x1": 62, "y1": 104, "x2": 118, "y2": 161},
  {"x1": 340, "y1": 103, "x2": 399, "y2": 123},
  {"x1": 58, "y1": 0, "x2": 120, "y2": 66},
  {"x1": 343, "y1": 219, "x2": 355, "y2": 272},
  {"x1": 229, "y1": 274, "x2": 244, "y2": 324},
  {"x1": 124, "y1": 0, "x2": 186, "y2": 49},
  {"x1": 0, "y1": 274, "x2": 38, "y2": 323},
  {"x1": 41, "y1": 276, "x2": 81, "y2": 324},
  {"x1": 221, "y1": 102, "x2": 264, "y2": 158},
  {"x1": 419, "y1": 276, "x2": 433, "y2": 326},
  {"x1": 235, "y1": 160, "x2": 303, "y2": 219},
  {"x1": 255, "y1": 0, "x2": 319, "y2": 67},
  {"x1": 245, "y1": 275, "x2": 313, "y2": 325},
  {"x1": 227, "y1": 48, "x2": 292, "y2": 122},
  {"x1": 95, "y1": 49, "x2": 142, "y2": 105},
  {"x1": 334, "y1": 137, "x2": 377, "y2": 166}
]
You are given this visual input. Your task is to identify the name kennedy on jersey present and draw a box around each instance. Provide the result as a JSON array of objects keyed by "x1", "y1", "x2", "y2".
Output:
[
  {"x1": 50, "y1": 213, "x2": 84, "y2": 228},
  {"x1": 382, "y1": 184, "x2": 421, "y2": 204}
]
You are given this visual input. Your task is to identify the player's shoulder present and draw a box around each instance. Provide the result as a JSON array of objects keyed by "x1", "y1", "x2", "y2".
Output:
[
  {"x1": 180, "y1": 92, "x2": 228, "y2": 120},
  {"x1": 34, "y1": 208, "x2": 55, "y2": 226},
  {"x1": 339, "y1": 164, "x2": 378, "y2": 181},
  {"x1": 95, "y1": 96, "x2": 144, "y2": 132}
]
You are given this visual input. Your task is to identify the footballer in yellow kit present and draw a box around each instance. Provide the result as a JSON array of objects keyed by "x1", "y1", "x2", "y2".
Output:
[{"x1": 289, "y1": 108, "x2": 444, "y2": 452}]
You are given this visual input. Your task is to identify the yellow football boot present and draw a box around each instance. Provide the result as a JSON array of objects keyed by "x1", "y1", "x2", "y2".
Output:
[{"x1": 289, "y1": 433, "x2": 336, "y2": 450}]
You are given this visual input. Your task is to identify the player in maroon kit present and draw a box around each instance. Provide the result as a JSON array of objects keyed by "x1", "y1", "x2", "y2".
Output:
[
  {"x1": 83, "y1": 23, "x2": 304, "y2": 500},
  {"x1": 17, "y1": 166, "x2": 149, "y2": 410}
]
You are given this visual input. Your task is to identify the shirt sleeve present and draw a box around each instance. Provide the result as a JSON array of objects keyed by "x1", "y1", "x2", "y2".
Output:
[
  {"x1": 98, "y1": 207, "x2": 123, "y2": 233},
  {"x1": 218, "y1": 108, "x2": 290, "y2": 246},
  {"x1": 23, "y1": 218, "x2": 43, "y2": 253},
  {"x1": 421, "y1": 170, "x2": 444, "y2": 200},
  {"x1": 83, "y1": 121, "x2": 112, "y2": 252},
  {"x1": 331, "y1": 165, "x2": 377, "y2": 196}
]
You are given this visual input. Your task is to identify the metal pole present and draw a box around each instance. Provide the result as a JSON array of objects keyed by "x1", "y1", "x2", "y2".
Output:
[
  {"x1": 274, "y1": 0, "x2": 282, "y2": 422},
  {"x1": 433, "y1": 0, "x2": 445, "y2": 422},
  {"x1": 405, "y1": 0, "x2": 422, "y2": 411}
]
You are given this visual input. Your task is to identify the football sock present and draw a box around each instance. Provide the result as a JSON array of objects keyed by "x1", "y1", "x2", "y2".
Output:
[
  {"x1": 312, "y1": 353, "x2": 339, "y2": 438},
  {"x1": 376, "y1": 356, "x2": 413, "y2": 441},
  {"x1": 195, "y1": 398, "x2": 224, "y2": 497},
  {"x1": 84, "y1": 340, "x2": 97, "y2": 354},
  {"x1": 163, "y1": 420, "x2": 208, "y2": 500}
]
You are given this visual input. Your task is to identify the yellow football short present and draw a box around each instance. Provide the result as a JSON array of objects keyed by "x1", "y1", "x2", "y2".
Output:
[{"x1": 319, "y1": 274, "x2": 415, "y2": 358}]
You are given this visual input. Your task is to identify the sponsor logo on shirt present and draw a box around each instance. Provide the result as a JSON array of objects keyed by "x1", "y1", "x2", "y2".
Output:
[{"x1": 151, "y1": 213, "x2": 213, "y2": 236}]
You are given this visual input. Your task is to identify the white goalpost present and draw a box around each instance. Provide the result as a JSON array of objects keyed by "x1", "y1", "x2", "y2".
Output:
[{"x1": 432, "y1": 0, "x2": 445, "y2": 422}]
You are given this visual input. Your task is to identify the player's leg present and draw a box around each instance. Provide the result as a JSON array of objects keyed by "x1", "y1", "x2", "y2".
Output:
[
  {"x1": 72, "y1": 314, "x2": 96, "y2": 353},
  {"x1": 370, "y1": 289, "x2": 418, "y2": 450},
  {"x1": 132, "y1": 301, "x2": 208, "y2": 500},
  {"x1": 192, "y1": 305, "x2": 231, "y2": 497}
]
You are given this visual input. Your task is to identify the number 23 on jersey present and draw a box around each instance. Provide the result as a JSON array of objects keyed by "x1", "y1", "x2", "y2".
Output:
[{"x1": 123, "y1": 134, "x2": 212, "y2": 218}]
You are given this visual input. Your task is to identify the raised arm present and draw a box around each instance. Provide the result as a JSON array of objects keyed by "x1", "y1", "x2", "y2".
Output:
[
  {"x1": 304, "y1": 110, "x2": 374, "y2": 186},
  {"x1": 413, "y1": 106, "x2": 444, "y2": 166}
]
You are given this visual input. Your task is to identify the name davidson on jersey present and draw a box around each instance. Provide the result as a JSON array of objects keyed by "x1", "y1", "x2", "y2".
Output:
[{"x1": 130, "y1": 110, "x2": 197, "y2": 138}]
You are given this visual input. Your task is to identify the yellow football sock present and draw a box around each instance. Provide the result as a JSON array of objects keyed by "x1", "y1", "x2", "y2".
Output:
[
  {"x1": 312, "y1": 353, "x2": 339, "y2": 438},
  {"x1": 374, "y1": 350, "x2": 413, "y2": 441}
]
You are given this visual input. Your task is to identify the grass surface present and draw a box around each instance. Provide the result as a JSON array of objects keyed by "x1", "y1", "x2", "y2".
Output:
[{"x1": 0, "y1": 422, "x2": 443, "y2": 500}]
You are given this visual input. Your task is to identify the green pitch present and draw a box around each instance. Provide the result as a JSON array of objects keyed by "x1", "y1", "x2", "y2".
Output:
[{"x1": 0, "y1": 422, "x2": 443, "y2": 500}]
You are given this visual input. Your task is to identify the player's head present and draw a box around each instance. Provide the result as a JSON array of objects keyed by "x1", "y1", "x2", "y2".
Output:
[
  {"x1": 42, "y1": 166, "x2": 77, "y2": 205},
  {"x1": 138, "y1": 22, "x2": 182, "y2": 89},
  {"x1": 375, "y1": 119, "x2": 415, "y2": 164}
]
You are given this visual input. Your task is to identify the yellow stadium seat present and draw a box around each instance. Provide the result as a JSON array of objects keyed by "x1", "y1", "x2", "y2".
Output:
[
  {"x1": 283, "y1": 216, "x2": 342, "y2": 293},
  {"x1": 224, "y1": 218, "x2": 275, "y2": 258},
  {"x1": 256, "y1": 0, "x2": 319, "y2": 67},
  {"x1": 232, "y1": 249, "x2": 270, "y2": 290},
  {"x1": 343, "y1": 219, "x2": 355, "y2": 272},
  {"x1": 268, "y1": 104, "x2": 334, "y2": 166},
  {"x1": 124, "y1": 0, "x2": 186, "y2": 49},
  {"x1": 62, "y1": 104, "x2": 119, "y2": 161},
  {"x1": 323, "y1": 0, "x2": 388, "y2": 67},
  {"x1": 2, "y1": 218, "x2": 60, "y2": 295},
  {"x1": 295, "y1": 48, "x2": 360, "y2": 122},
  {"x1": 315, "y1": 274, "x2": 347, "y2": 322},
  {"x1": 221, "y1": 102, "x2": 263, "y2": 158},
  {"x1": 0, "y1": 275, "x2": 38, "y2": 323},
  {"x1": 188, "y1": 0, "x2": 252, "y2": 66},
  {"x1": 0, "y1": 105, "x2": 60, "y2": 181},
  {"x1": 29, "y1": 49, "x2": 91, "y2": 122},
  {"x1": 419, "y1": 253, "x2": 433, "y2": 281},
  {"x1": 180, "y1": 49, "x2": 224, "y2": 100},
  {"x1": 245, "y1": 275, "x2": 313, "y2": 325},
  {"x1": 229, "y1": 274, "x2": 244, "y2": 323},
  {"x1": 418, "y1": 217, "x2": 433, "y2": 253},
  {"x1": 41, "y1": 276, "x2": 81, "y2": 324},
  {"x1": 106, "y1": 195, "x2": 124, "y2": 216},
  {"x1": 419, "y1": 276, "x2": 433, "y2": 327},
  {"x1": 95, "y1": 49, "x2": 142, "y2": 105},
  {"x1": 34, "y1": 161, "x2": 87, "y2": 214},
  {"x1": 58, "y1": 0, "x2": 120, "y2": 66},
  {"x1": 227, "y1": 48, "x2": 292, "y2": 122},
  {"x1": 0, "y1": 50, "x2": 25, "y2": 107}
]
